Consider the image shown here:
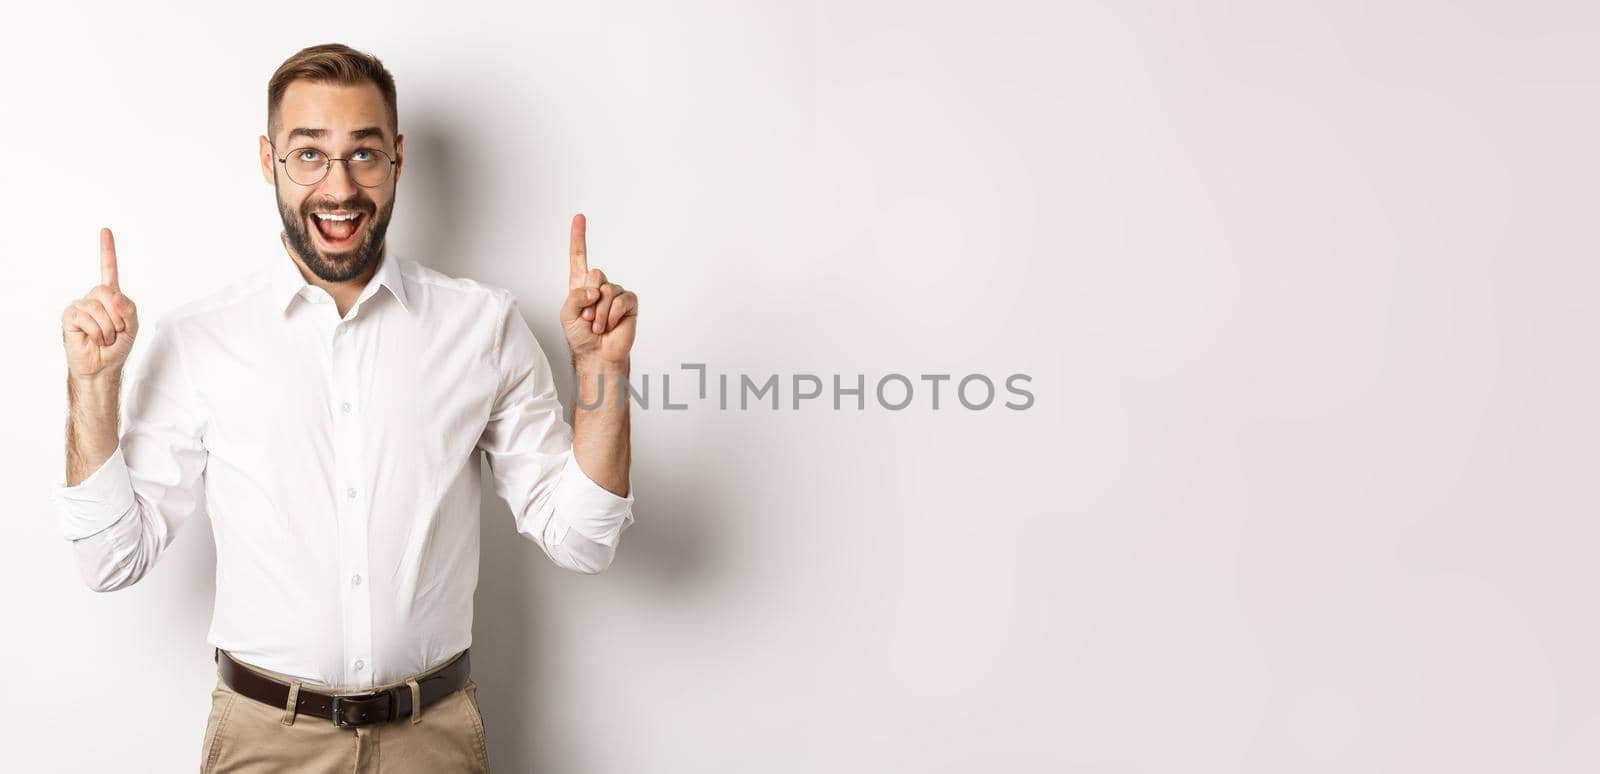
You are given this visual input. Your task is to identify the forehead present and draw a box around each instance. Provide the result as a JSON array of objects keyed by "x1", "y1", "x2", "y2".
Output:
[{"x1": 276, "y1": 80, "x2": 390, "y2": 141}]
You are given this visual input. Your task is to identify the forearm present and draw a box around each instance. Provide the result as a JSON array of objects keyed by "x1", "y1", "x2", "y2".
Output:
[
  {"x1": 571, "y1": 356, "x2": 631, "y2": 497},
  {"x1": 60, "y1": 371, "x2": 149, "y2": 593},
  {"x1": 66, "y1": 373, "x2": 121, "y2": 487}
]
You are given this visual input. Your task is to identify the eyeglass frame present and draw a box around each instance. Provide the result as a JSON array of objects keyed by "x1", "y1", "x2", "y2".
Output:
[{"x1": 269, "y1": 140, "x2": 398, "y2": 188}]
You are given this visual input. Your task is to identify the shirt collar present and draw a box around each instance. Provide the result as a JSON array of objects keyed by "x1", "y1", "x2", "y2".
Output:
[{"x1": 268, "y1": 239, "x2": 411, "y2": 317}]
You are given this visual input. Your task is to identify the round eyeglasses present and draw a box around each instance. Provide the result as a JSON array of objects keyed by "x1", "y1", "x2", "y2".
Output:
[{"x1": 273, "y1": 144, "x2": 396, "y2": 187}]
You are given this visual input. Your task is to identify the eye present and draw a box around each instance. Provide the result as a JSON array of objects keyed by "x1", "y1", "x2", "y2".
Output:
[
  {"x1": 351, "y1": 149, "x2": 375, "y2": 162},
  {"x1": 295, "y1": 149, "x2": 324, "y2": 163}
]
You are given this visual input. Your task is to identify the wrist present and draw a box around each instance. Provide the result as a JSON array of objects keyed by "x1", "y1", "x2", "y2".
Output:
[
  {"x1": 575, "y1": 354, "x2": 630, "y2": 376},
  {"x1": 68, "y1": 370, "x2": 122, "y2": 399},
  {"x1": 574, "y1": 356, "x2": 628, "y2": 411}
]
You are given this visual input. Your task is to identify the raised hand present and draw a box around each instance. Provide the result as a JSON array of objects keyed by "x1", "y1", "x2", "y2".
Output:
[
  {"x1": 559, "y1": 213, "x2": 638, "y2": 366},
  {"x1": 62, "y1": 228, "x2": 140, "y2": 381}
]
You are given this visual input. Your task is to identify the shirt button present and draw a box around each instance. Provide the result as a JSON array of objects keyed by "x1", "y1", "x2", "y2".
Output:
[
  {"x1": 341, "y1": 402, "x2": 352, "y2": 413},
  {"x1": 354, "y1": 659, "x2": 365, "y2": 671},
  {"x1": 346, "y1": 488, "x2": 357, "y2": 499},
  {"x1": 351, "y1": 573, "x2": 362, "y2": 587}
]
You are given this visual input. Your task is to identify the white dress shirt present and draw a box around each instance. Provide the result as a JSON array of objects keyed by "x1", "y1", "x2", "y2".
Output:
[{"x1": 51, "y1": 246, "x2": 635, "y2": 690}]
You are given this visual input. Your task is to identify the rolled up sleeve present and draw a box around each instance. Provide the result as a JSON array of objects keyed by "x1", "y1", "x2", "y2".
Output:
[{"x1": 54, "y1": 445, "x2": 138, "y2": 541}]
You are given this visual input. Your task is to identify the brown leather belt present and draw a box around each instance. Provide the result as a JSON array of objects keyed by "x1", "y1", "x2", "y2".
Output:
[{"x1": 215, "y1": 647, "x2": 471, "y2": 729}]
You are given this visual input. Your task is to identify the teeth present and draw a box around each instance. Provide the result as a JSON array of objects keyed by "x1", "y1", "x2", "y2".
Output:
[{"x1": 314, "y1": 213, "x2": 359, "y2": 222}]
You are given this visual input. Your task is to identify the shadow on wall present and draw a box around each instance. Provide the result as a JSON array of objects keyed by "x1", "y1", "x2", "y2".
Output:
[
  {"x1": 396, "y1": 112, "x2": 714, "y2": 771},
  {"x1": 392, "y1": 112, "x2": 468, "y2": 279}
]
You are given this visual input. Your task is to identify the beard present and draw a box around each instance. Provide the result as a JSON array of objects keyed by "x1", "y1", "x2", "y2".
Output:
[{"x1": 277, "y1": 188, "x2": 395, "y2": 283}]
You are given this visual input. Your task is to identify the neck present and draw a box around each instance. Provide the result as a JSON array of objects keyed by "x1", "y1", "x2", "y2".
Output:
[{"x1": 279, "y1": 232, "x2": 383, "y2": 318}]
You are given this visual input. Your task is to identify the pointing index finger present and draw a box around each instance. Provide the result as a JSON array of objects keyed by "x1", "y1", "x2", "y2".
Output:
[
  {"x1": 568, "y1": 213, "x2": 588, "y2": 290},
  {"x1": 100, "y1": 227, "x2": 119, "y2": 291}
]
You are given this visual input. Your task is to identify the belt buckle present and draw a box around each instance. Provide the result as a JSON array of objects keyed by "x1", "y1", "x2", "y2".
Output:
[{"x1": 331, "y1": 691, "x2": 392, "y2": 728}]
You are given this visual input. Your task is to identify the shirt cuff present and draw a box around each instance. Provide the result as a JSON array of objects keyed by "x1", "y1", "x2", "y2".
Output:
[
  {"x1": 52, "y1": 445, "x2": 136, "y2": 541},
  {"x1": 552, "y1": 448, "x2": 635, "y2": 549}
]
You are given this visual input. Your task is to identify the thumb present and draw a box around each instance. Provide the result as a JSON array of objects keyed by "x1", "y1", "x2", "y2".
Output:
[{"x1": 561, "y1": 286, "x2": 600, "y2": 323}]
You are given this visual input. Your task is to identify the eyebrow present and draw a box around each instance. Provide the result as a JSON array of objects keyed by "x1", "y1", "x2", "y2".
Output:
[{"x1": 285, "y1": 126, "x2": 389, "y2": 143}]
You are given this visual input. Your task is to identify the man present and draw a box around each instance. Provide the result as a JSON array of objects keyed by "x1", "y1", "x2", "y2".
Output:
[{"x1": 52, "y1": 43, "x2": 638, "y2": 773}]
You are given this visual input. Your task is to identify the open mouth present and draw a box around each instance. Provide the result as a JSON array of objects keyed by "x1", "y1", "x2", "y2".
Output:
[{"x1": 309, "y1": 210, "x2": 368, "y2": 251}]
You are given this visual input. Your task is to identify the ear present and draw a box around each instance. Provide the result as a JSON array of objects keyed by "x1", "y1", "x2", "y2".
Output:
[
  {"x1": 258, "y1": 135, "x2": 275, "y2": 186},
  {"x1": 392, "y1": 132, "x2": 405, "y2": 184}
]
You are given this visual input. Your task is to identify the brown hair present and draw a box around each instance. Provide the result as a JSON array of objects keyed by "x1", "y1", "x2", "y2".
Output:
[{"x1": 267, "y1": 43, "x2": 397, "y2": 141}]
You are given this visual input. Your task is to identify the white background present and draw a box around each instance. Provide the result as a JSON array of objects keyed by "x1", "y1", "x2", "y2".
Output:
[{"x1": 3, "y1": 1, "x2": 1597, "y2": 771}]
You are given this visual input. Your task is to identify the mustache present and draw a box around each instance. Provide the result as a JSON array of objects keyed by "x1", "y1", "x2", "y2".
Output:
[{"x1": 301, "y1": 197, "x2": 375, "y2": 216}]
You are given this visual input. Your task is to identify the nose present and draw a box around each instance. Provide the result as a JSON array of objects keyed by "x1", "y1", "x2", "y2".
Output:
[{"x1": 316, "y1": 158, "x2": 360, "y2": 200}]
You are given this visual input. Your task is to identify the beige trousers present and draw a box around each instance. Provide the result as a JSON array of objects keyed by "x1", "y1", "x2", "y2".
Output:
[{"x1": 199, "y1": 651, "x2": 490, "y2": 773}]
